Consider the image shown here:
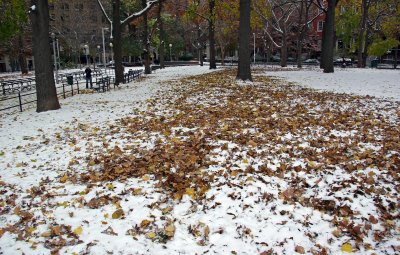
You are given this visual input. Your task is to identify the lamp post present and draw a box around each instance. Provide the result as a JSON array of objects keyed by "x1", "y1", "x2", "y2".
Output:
[
  {"x1": 253, "y1": 33, "x2": 256, "y2": 64},
  {"x1": 101, "y1": 27, "x2": 109, "y2": 74},
  {"x1": 169, "y1": 43, "x2": 172, "y2": 61},
  {"x1": 96, "y1": 45, "x2": 100, "y2": 70},
  {"x1": 51, "y1": 32, "x2": 58, "y2": 83},
  {"x1": 84, "y1": 44, "x2": 89, "y2": 66},
  {"x1": 109, "y1": 42, "x2": 113, "y2": 64}
]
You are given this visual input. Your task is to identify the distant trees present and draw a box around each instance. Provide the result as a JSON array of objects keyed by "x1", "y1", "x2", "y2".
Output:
[
  {"x1": 97, "y1": 0, "x2": 159, "y2": 84},
  {"x1": 0, "y1": 0, "x2": 30, "y2": 74}
]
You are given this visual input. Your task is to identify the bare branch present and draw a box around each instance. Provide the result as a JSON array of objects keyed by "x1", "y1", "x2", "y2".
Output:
[{"x1": 96, "y1": 0, "x2": 112, "y2": 24}]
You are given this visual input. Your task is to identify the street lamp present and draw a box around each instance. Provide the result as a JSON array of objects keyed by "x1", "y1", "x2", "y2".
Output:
[
  {"x1": 96, "y1": 45, "x2": 100, "y2": 70},
  {"x1": 101, "y1": 27, "x2": 109, "y2": 74},
  {"x1": 169, "y1": 43, "x2": 172, "y2": 61},
  {"x1": 84, "y1": 44, "x2": 89, "y2": 66},
  {"x1": 51, "y1": 32, "x2": 58, "y2": 83},
  {"x1": 253, "y1": 33, "x2": 256, "y2": 64},
  {"x1": 109, "y1": 42, "x2": 113, "y2": 64}
]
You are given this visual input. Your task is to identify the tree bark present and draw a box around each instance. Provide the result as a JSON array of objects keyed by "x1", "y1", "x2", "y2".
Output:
[
  {"x1": 321, "y1": 0, "x2": 336, "y2": 73},
  {"x1": 142, "y1": 0, "x2": 151, "y2": 74},
  {"x1": 236, "y1": 0, "x2": 252, "y2": 81},
  {"x1": 197, "y1": 26, "x2": 203, "y2": 66},
  {"x1": 18, "y1": 34, "x2": 28, "y2": 75},
  {"x1": 357, "y1": 0, "x2": 368, "y2": 68},
  {"x1": 112, "y1": 0, "x2": 124, "y2": 85},
  {"x1": 158, "y1": 2, "x2": 165, "y2": 69},
  {"x1": 208, "y1": 0, "x2": 216, "y2": 69},
  {"x1": 29, "y1": 0, "x2": 60, "y2": 112}
]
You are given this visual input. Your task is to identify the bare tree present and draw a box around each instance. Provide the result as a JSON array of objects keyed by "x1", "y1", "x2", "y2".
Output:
[
  {"x1": 29, "y1": 0, "x2": 60, "y2": 112},
  {"x1": 97, "y1": 0, "x2": 159, "y2": 85},
  {"x1": 254, "y1": 0, "x2": 297, "y2": 67}
]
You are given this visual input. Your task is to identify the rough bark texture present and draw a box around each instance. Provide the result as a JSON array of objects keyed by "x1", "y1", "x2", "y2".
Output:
[
  {"x1": 158, "y1": 2, "x2": 165, "y2": 69},
  {"x1": 198, "y1": 26, "x2": 203, "y2": 66},
  {"x1": 112, "y1": 0, "x2": 124, "y2": 85},
  {"x1": 142, "y1": 0, "x2": 151, "y2": 74},
  {"x1": 29, "y1": 0, "x2": 60, "y2": 112},
  {"x1": 357, "y1": 0, "x2": 368, "y2": 68},
  {"x1": 236, "y1": 0, "x2": 252, "y2": 81},
  {"x1": 321, "y1": 0, "x2": 336, "y2": 73},
  {"x1": 208, "y1": 0, "x2": 216, "y2": 69}
]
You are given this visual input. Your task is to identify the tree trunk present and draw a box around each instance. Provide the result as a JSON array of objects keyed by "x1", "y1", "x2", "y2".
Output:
[
  {"x1": 322, "y1": 0, "x2": 336, "y2": 73},
  {"x1": 357, "y1": 0, "x2": 368, "y2": 68},
  {"x1": 220, "y1": 46, "x2": 225, "y2": 66},
  {"x1": 18, "y1": 34, "x2": 28, "y2": 74},
  {"x1": 236, "y1": 0, "x2": 252, "y2": 81},
  {"x1": 29, "y1": 0, "x2": 60, "y2": 112},
  {"x1": 113, "y1": 0, "x2": 124, "y2": 85},
  {"x1": 362, "y1": 25, "x2": 371, "y2": 68},
  {"x1": 208, "y1": 0, "x2": 217, "y2": 69},
  {"x1": 158, "y1": 2, "x2": 165, "y2": 69},
  {"x1": 142, "y1": 0, "x2": 151, "y2": 74},
  {"x1": 280, "y1": 34, "x2": 288, "y2": 67}
]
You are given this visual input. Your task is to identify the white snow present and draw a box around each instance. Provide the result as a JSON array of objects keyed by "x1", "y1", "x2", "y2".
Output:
[
  {"x1": 0, "y1": 66, "x2": 399, "y2": 255},
  {"x1": 265, "y1": 67, "x2": 400, "y2": 101}
]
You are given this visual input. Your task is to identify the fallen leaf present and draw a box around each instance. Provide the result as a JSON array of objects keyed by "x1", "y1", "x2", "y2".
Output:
[
  {"x1": 146, "y1": 232, "x2": 156, "y2": 239},
  {"x1": 73, "y1": 226, "x2": 83, "y2": 235},
  {"x1": 165, "y1": 223, "x2": 176, "y2": 237},
  {"x1": 60, "y1": 175, "x2": 68, "y2": 183},
  {"x1": 295, "y1": 245, "x2": 305, "y2": 254},
  {"x1": 140, "y1": 219, "x2": 151, "y2": 228},
  {"x1": 341, "y1": 243, "x2": 352, "y2": 253},
  {"x1": 112, "y1": 209, "x2": 124, "y2": 219}
]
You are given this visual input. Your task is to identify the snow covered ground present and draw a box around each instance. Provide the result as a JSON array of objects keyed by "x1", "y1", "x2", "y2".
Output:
[
  {"x1": 0, "y1": 66, "x2": 399, "y2": 255},
  {"x1": 265, "y1": 67, "x2": 400, "y2": 101}
]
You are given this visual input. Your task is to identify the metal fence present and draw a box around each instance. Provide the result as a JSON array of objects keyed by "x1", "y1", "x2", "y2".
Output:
[{"x1": 0, "y1": 69, "x2": 143, "y2": 114}]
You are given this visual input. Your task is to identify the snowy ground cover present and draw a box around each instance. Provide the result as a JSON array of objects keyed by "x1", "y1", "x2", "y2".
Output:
[
  {"x1": 265, "y1": 68, "x2": 400, "y2": 101},
  {"x1": 0, "y1": 66, "x2": 399, "y2": 255}
]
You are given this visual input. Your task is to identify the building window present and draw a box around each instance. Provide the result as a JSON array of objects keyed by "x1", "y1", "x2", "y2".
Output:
[{"x1": 317, "y1": 21, "x2": 324, "y2": 32}]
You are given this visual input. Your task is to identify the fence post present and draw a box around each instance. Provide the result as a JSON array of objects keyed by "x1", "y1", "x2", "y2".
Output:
[
  {"x1": 71, "y1": 83, "x2": 74, "y2": 96},
  {"x1": 18, "y1": 92, "x2": 23, "y2": 112},
  {"x1": 76, "y1": 80, "x2": 80, "y2": 94},
  {"x1": 62, "y1": 83, "x2": 66, "y2": 99}
]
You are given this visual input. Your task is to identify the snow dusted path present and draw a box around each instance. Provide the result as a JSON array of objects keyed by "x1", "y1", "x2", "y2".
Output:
[
  {"x1": 265, "y1": 68, "x2": 400, "y2": 101},
  {"x1": 0, "y1": 67, "x2": 399, "y2": 255}
]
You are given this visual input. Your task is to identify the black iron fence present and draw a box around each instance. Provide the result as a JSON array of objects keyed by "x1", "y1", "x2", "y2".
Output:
[{"x1": 0, "y1": 69, "x2": 143, "y2": 114}]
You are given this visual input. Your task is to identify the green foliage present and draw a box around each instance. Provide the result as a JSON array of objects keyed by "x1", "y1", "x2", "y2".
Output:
[
  {"x1": 368, "y1": 39, "x2": 400, "y2": 56},
  {"x1": 0, "y1": 0, "x2": 28, "y2": 42},
  {"x1": 122, "y1": 36, "x2": 142, "y2": 57},
  {"x1": 336, "y1": 6, "x2": 360, "y2": 50}
]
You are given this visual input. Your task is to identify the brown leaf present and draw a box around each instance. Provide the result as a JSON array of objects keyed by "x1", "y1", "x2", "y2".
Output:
[{"x1": 295, "y1": 245, "x2": 305, "y2": 254}]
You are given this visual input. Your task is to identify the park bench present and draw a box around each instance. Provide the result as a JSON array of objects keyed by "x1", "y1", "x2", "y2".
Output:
[
  {"x1": 1, "y1": 78, "x2": 35, "y2": 95},
  {"x1": 93, "y1": 76, "x2": 111, "y2": 92}
]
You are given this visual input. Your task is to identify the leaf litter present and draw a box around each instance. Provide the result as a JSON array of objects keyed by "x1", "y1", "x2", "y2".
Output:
[{"x1": 0, "y1": 68, "x2": 399, "y2": 254}]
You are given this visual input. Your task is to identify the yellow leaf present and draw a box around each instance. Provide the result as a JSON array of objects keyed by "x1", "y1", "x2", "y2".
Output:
[
  {"x1": 16, "y1": 163, "x2": 23, "y2": 167},
  {"x1": 107, "y1": 183, "x2": 115, "y2": 190},
  {"x1": 59, "y1": 201, "x2": 68, "y2": 208},
  {"x1": 142, "y1": 175, "x2": 150, "y2": 181},
  {"x1": 140, "y1": 220, "x2": 151, "y2": 228},
  {"x1": 0, "y1": 151, "x2": 4, "y2": 156},
  {"x1": 0, "y1": 228, "x2": 6, "y2": 238},
  {"x1": 185, "y1": 188, "x2": 195, "y2": 199},
  {"x1": 104, "y1": 213, "x2": 109, "y2": 219},
  {"x1": 341, "y1": 243, "x2": 352, "y2": 253},
  {"x1": 73, "y1": 226, "x2": 83, "y2": 235},
  {"x1": 88, "y1": 160, "x2": 96, "y2": 166},
  {"x1": 146, "y1": 232, "x2": 156, "y2": 239},
  {"x1": 60, "y1": 175, "x2": 68, "y2": 183},
  {"x1": 41, "y1": 231, "x2": 51, "y2": 237},
  {"x1": 242, "y1": 159, "x2": 249, "y2": 164},
  {"x1": 165, "y1": 224, "x2": 176, "y2": 237},
  {"x1": 133, "y1": 188, "x2": 142, "y2": 195},
  {"x1": 112, "y1": 209, "x2": 124, "y2": 219}
]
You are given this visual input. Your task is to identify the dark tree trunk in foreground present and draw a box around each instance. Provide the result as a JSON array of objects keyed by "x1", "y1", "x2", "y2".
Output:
[
  {"x1": 321, "y1": 0, "x2": 337, "y2": 73},
  {"x1": 29, "y1": 0, "x2": 60, "y2": 112},
  {"x1": 112, "y1": 0, "x2": 124, "y2": 84},
  {"x1": 208, "y1": 0, "x2": 216, "y2": 69},
  {"x1": 236, "y1": 0, "x2": 252, "y2": 81},
  {"x1": 158, "y1": 2, "x2": 165, "y2": 69},
  {"x1": 142, "y1": 0, "x2": 151, "y2": 74}
]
